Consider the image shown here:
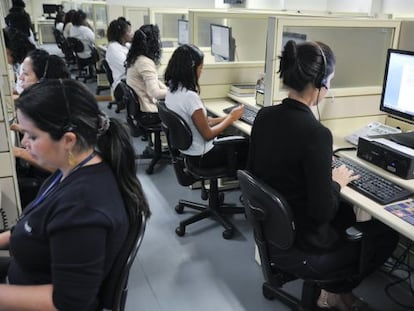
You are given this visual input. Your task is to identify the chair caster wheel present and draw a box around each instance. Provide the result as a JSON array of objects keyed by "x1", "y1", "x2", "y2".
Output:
[
  {"x1": 262, "y1": 284, "x2": 276, "y2": 300},
  {"x1": 222, "y1": 229, "x2": 233, "y2": 240},
  {"x1": 175, "y1": 226, "x2": 185, "y2": 237},
  {"x1": 219, "y1": 192, "x2": 225, "y2": 204},
  {"x1": 175, "y1": 204, "x2": 184, "y2": 214},
  {"x1": 201, "y1": 189, "x2": 208, "y2": 201},
  {"x1": 146, "y1": 167, "x2": 153, "y2": 175},
  {"x1": 107, "y1": 103, "x2": 112, "y2": 109}
]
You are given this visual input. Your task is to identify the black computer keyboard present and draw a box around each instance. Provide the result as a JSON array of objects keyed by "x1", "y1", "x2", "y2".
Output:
[
  {"x1": 332, "y1": 156, "x2": 413, "y2": 205},
  {"x1": 223, "y1": 104, "x2": 259, "y2": 125}
]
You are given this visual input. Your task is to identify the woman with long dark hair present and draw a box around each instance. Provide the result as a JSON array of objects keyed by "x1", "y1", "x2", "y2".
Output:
[
  {"x1": 0, "y1": 79, "x2": 149, "y2": 310},
  {"x1": 126, "y1": 24, "x2": 167, "y2": 125}
]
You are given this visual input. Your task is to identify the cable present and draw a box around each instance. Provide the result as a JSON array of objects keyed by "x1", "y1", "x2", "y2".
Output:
[
  {"x1": 333, "y1": 147, "x2": 357, "y2": 156},
  {"x1": 380, "y1": 242, "x2": 414, "y2": 309}
]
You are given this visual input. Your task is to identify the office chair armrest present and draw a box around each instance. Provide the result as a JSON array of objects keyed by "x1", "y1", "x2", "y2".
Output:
[
  {"x1": 345, "y1": 225, "x2": 364, "y2": 242},
  {"x1": 214, "y1": 135, "x2": 248, "y2": 146}
]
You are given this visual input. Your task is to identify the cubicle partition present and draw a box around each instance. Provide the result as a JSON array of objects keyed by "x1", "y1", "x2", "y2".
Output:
[{"x1": 264, "y1": 17, "x2": 401, "y2": 121}]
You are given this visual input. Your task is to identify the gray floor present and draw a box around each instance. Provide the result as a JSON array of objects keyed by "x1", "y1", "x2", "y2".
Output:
[{"x1": 98, "y1": 102, "x2": 413, "y2": 311}]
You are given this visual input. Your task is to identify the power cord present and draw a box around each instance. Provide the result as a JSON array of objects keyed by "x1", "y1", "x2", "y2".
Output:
[{"x1": 380, "y1": 242, "x2": 414, "y2": 309}]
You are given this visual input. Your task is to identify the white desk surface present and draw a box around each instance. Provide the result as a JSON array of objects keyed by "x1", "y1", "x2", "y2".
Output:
[{"x1": 204, "y1": 97, "x2": 414, "y2": 241}]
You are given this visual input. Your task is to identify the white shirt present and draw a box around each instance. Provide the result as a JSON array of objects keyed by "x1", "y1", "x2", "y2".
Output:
[
  {"x1": 63, "y1": 23, "x2": 73, "y2": 38},
  {"x1": 105, "y1": 41, "x2": 128, "y2": 90},
  {"x1": 165, "y1": 87, "x2": 214, "y2": 156},
  {"x1": 69, "y1": 25, "x2": 95, "y2": 59}
]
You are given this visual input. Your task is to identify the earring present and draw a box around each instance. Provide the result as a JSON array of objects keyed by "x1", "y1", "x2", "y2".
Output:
[{"x1": 68, "y1": 150, "x2": 76, "y2": 167}]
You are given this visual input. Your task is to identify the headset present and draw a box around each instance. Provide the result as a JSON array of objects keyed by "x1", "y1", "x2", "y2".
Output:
[
  {"x1": 315, "y1": 43, "x2": 328, "y2": 89},
  {"x1": 59, "y1": 79, "x2": 77, "y2": 133}
]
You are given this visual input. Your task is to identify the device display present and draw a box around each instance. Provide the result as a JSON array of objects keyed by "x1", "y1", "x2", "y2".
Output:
[
  {"x1": 380, "y1": 48, "x2": 414, "y2": 123},
  {"x1": 42, "y1": 4, "x2": 58, "y2": 19},
  {"x1": 210, "y1": 24, "x2": 235, "y2": 62},
  {"x1": 177, "y1": 19, "x2": 189, "y2": 45}
]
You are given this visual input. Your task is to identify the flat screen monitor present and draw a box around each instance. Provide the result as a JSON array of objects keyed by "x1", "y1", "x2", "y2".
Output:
[
  {"x1": 43, "y1": 4, "x2": 57, "y2": 18},
  {"x1": 210, "y1": 24, "x2": 235, "y2": 62},
  {"x1": 177, "y1": 19, "x2": 189, "y2": 45},
  {"x1": 282, "y1": 31, "x2": 307, "y2": 47},
  {"x1": 380, "y1": 48, "x2": 414, "y2": 123}
]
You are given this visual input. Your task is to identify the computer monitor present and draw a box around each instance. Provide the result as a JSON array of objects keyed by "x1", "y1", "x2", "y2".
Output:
[
  {"x1": 43, "y1": 4, "x2": 58, "y2": 19},
  {"x1": 210, "y1": 24, "x2": 235, "y2": 62},
  {"x1": 380, "y1": 48, "x2": 414, "y2": 123},
  {"x1": 282, "y1": 31, "x2": 307, "y2": 47},
  {"x1": 177, "y1": 19, "x2": 189, "y2": 45}
]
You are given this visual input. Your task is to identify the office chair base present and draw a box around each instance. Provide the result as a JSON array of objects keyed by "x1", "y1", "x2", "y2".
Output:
[{"x1": 175, "y1": 199, "x2": 244, "y2": 239}]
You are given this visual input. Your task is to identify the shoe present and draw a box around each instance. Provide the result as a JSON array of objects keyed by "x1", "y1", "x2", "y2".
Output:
[
  {"x1": 316, "y1": 290, "x2": 350, "y2": 311},
  {"x1": 340, "y1": 293, "x2": 371, "y2": 311}
]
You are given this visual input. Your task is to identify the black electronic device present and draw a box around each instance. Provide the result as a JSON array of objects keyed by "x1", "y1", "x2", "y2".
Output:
[
  {"x1": 357, "y1": 135, "x2": 414, "y2": 179},
  {"x1": 380, "y1": 48, "x2": 414, "y2": 124},
  {"x1": 224, "y1": 0, "x2": 243, "y2": 3},
  {"x1": 332, "y1": 156, "x2": 413, "y2": 205},
  {"x1": 210, "y1": 24, "x2": 235, "y2": 62},
  {"x1": 223, "y1": 104, "x2": 259, "y2": 125},
  {"x1": 43, "y1": 4, "x2": 58, "y2": 19}
]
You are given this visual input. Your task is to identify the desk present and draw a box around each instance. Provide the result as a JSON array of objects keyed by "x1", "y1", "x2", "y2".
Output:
[{"x1": 204, "y1": 97, "x2": 414, "y2": 241}]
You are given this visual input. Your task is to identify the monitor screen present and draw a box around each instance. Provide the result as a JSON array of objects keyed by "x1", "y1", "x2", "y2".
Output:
[
  {"x1": 210, "y1": 24, "x2": 235, "y2": 61},
  {"x1": 380, "y1": 49, "x2": 414, "y2": 123},
  {"x1": 43, "y1": 4, "x2": 58, "y2": 15},
  {"x1": 178, "y1": 19, "x2": 189, "y2": 45},
  {"x1": 282, "y1": 31, "x2": 307, "y2": 48}
]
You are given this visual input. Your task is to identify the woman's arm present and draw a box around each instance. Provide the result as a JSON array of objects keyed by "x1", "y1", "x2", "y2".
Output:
[
  {"x1": 0, "y1": 284, "x2": 56, "y2": 311},
  {"x1": 208, "y1": 116, "x2": 226, "y2": 126},
  {"x1": 0, "y1": 231, "x2": 10, "y2": 249},
  {"x1": 192, "y1": 105, "x2": 244, "y2": 141}
]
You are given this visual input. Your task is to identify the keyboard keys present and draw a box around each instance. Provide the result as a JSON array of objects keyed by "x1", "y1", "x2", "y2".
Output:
[
  {"x1": 223, "y1": 104, "x2": 259, "y2": 125},
  {"x1": 333, "y1": 157, "x2": 413, "y2": 205}
]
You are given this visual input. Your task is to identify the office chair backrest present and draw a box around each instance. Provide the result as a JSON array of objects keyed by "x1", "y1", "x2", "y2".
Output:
[
  {"x1": 237, "y1": 170, "x2": 296, "y2": 250},
  {"x1": 157, "y1": 100, "x2": 196, "y2": 186},
  {"x1": 101, "y1": 59, "x2": 114, "y2": 85},
  {"x1": 66, "y1": 37, "x2": 84, "y2": 53},
  {"x1": 53, "y1": 28, "x2": 65, "y2": 48},
  {"x1": 157, "y1": 100, "x2": 192, "y2": 151},
  {"x1": 98, "y1": 209, "x2": 147, "y2": 311}
]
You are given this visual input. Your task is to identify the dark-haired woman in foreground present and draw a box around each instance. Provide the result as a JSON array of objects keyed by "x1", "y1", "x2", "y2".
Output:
[
  {"x1": 0, "y1": 79, "x2": 149, "y2": 310},
  {"x1": 247, "y1": 40, "x2": 398, "y2": 311}
]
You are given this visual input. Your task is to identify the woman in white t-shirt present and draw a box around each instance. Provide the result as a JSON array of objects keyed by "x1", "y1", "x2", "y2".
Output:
[
  {"x1": 105, "y1": 17, "x2": 132, "y2": 105},
  {"x1": 164, "y1": 44, "x2": 248, "y2": 169}
]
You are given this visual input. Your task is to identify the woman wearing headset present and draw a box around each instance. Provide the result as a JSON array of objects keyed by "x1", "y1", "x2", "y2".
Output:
[{"x1": 247, "y1": 40, "x2": 398, "y2": 311}]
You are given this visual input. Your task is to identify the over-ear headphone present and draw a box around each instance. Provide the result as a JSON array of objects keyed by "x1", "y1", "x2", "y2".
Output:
[{"x1": 315, "y1": 44, "x2": 327, "y2": 89}]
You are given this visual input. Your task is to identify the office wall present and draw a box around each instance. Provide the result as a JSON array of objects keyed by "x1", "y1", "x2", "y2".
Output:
[{"x1": 106, "y1": 0, "x2": 213, "y2": 8}]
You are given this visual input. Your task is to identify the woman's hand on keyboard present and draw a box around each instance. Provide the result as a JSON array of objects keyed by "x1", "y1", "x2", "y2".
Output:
[
  {"x1": 332, "y1": 165, "x2": 360, "y2": 188},
  {"x1": 229, "y1": 104, "x2": 244, "y2": 121}
]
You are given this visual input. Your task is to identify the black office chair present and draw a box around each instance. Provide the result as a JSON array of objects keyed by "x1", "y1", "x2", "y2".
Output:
[
  {"x1": 237, "y1": 169, "x2": 368, "y2": 310},
  {"x1": 118, "y1": 81, "x2": 169, "y2": 174},
  {"x1": 52, "y1": 28, "x2": 76, "y2": 67},
  {"x1": 100, "y1": 59, "x2": 124, "y2": 113},
  {"x1": 98, "y1": 209, "x2": 147, "y2": 311},
  {"x1": 66, "y1": 37, "x2": 98, "y2": 83},
  {"x1": 157, "y1": 100, "x2": 248, "y2": 239}
]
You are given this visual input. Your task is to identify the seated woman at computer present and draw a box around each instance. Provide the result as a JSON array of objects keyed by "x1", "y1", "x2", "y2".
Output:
[
  {"x1": 106, "y1": 17, "x2": 132, "y2": 108},
  {"x1": 164, "y1": 44, "x2": 247, "y2": 169},
  {"x1": 0, "y1": 79, "x2": 150, "y2": 310},
  {"x1": 246, "y1": 40, "x2": 398, "y2": 311},
  {"x1": 69, "y1": 10, "x2": 95, "y2": 60},
  {"x1": 126, "y1": 24, "x2": 167, "y2": 125}
]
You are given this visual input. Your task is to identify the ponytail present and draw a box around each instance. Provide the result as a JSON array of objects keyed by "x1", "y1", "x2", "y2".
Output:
[{"x1": 97, "y1": 118, "x2": 151, "y2": 222}]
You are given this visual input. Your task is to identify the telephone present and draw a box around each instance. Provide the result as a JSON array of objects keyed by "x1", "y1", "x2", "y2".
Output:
[{"x1": 345, "y1": 122, "x2": 402, "y2": 146}]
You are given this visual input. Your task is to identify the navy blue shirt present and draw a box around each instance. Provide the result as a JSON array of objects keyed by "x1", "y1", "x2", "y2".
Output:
[{"x1": 9, "y1": 162, "x2": 129, "y2": 311}]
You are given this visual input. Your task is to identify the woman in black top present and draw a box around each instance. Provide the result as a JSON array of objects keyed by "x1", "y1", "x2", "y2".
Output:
[
  {"x1": 247, "y1": 40, "x2": 398, "y2": 311},
  {"x1": 0, "y1": 79, "x2": 150, "y2": 310}
]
